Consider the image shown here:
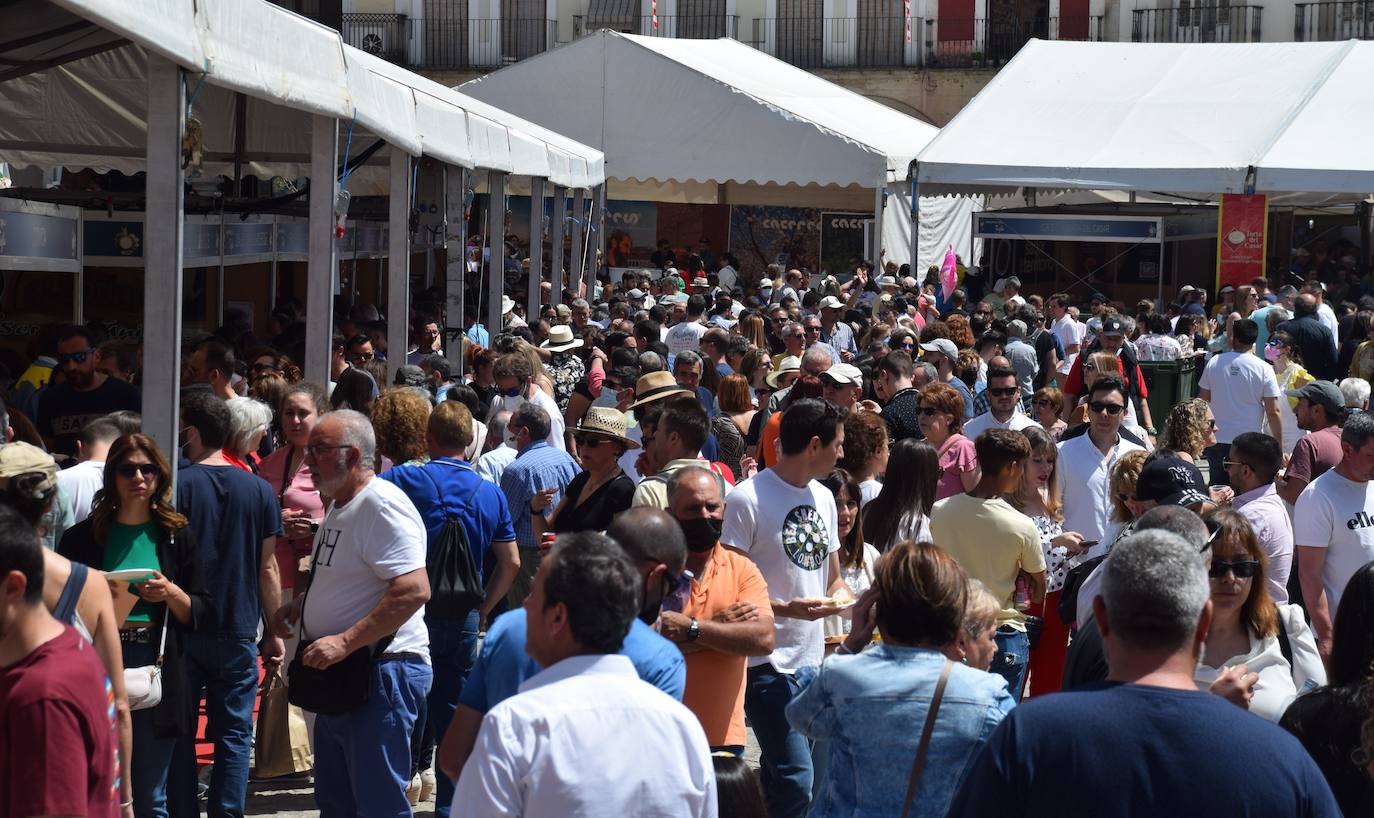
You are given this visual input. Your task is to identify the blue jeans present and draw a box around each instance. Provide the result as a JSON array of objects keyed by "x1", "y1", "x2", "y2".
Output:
[
  {"x1": 424, "y1": 611, "x2": 481, "y2": 818},
  {"x1": 744, "y1": 663, "x2": 816, "y2": 818},
  {"x1": 314, "y1": 657, "x2": 432, "y2": 818},
  {"x1": 177, "y1": 634, "x2": 258, "y2": 818},
  {"x1": 993, "y1": 626, "x2": 1030, "y2": 700},
  {"x1": 124, "y1": 640, "x2": 178, "y2": 818}
]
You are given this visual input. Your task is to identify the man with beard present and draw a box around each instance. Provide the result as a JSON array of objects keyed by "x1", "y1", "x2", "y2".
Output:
[
  {"x1": 37, "y1": 326, "x2": 141, "y2": 458},
  {"x1": 659, "y1": 466, "x2": 774, "y2": 754},
  {"x1": 436, "y1": 508, "x2": 687, "y2": 783}
]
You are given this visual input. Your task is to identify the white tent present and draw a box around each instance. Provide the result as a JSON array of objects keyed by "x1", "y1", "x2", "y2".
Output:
[
  {"x1": 917, "y1": 39, "x2": 1374, "y2": 198},
  {"x1": 459, "y1": 30, "x2": 975, "y2": 273}
]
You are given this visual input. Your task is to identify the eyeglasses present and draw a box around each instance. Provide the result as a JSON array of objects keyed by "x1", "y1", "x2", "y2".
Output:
[
  {"x1": 251, "y1": 362, "x2": 279, "y2": 373},
  {"x1": 988, "y1": 387, "x2": 1019, "y2": 397},
  {"x1": 1083, "y1": 363, "x2": 1097, "y2": 372},
  {"x1": 1209, "y1": 559, "x2": 1259, "y2": 579},
  {"x1": 899, "y1": 342, "x2": 916, "y2": 350},
  {"x1": 1088, "y1": 401, "x2": 1125, "y2": 415},
  {"x1": 1222, "y1": 459, "x2": 1249, "y2": 470},
  {"x1": 58, "y1": 350, "x2": 91, "y2": 364},
  {"x1": 1033, "y1": 399, "x2": 1055, "y2": 408},
  {"x1": 115, "y1": 463, "x2": 158, "y2": 479},
  {"x1": 350, "y1": 352, "x2": 375, "y2": 362},
  {"x1": 1207, "y1": 419, "x2": 1218, "y2": 430},
  {"x1": 305, "y1": 444, "x2": 353, "y2": 457},
  {"x1": 804, "y1": 326, "x2": 821, "y2": 334},
  {"x1": 918, "y1": 406, "x2": 944, "y2": 416},
  {"x1": 574, "y1": 435, "x2": 605, "y2": 449}
]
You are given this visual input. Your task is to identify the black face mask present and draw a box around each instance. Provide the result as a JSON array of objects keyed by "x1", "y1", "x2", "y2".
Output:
[{"x1": 678, "y1": 516, "x2": 722, "y2": 553}]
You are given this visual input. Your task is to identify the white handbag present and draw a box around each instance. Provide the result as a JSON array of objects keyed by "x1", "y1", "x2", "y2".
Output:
[{"x1": 124, "y1": 616, "x2": 168, "y2": 711}]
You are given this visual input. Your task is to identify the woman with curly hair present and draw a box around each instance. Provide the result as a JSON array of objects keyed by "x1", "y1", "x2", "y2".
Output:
[
  {"x1": 1105, "y1": 449, "x2": 1151, "y2": 548},
  {"x1": 837, "y1": 410, "x2": 889, "y2": 506},
  {"x1": 945, "y1": 313, "x2": 976, "y2": 350},
  {"x1": 1158, "y1": 398, "x2": 1216, "y2": 464},
  {"x1": 919, "y1": 382, "x2": 979, "y2": 500},
  {"x1": 371, "y1": 388, "x2": 433, "y2": 468}
]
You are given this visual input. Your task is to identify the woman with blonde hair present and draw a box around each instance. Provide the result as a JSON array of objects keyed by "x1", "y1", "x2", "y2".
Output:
[
  {"x1": 1157, "y1": 398, "x2": 1215, "y2": 463},
  {"x1": 1106, "y1": 449, "x2": 1150, "y2": 546},
  {"x1": 738, "y1": 313, "x2": 767, "y2": 350},
  {"x1": 958, "y1": 578, "x2": 1001, "y2": 672}
]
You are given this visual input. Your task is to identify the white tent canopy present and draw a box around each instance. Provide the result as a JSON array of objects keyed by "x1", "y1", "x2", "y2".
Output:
[
  {"x1": 2, "y1": 1, "x2": 604, "y2": 189},
  {"x1": 917, "y1": 39, "x2": 1374, "y2": 198}
]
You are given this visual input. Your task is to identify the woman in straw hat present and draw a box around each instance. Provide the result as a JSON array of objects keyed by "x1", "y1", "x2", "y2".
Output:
[{"x1": 530, "y1": 406, "x2": 639, "y2": 536}]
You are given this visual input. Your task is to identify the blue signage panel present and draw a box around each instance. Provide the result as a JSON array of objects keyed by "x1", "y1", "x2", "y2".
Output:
[
  {"x1": 0, "y1": 209, "x2": 80, "y2": 269},
  {"x1": 975, "y1": 214, "x2": 1160, "y2": 243},
  {"x1": 84, "y1": 219, "x2": 144, "y2": 259}
]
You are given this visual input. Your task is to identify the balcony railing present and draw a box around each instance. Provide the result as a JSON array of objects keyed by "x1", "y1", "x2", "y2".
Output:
[
  {"x1": 341, "y1": 15, "x2": 558, "y2": 69},
  {"x1": 1131, "y1": 5, "x2": 1263, "y2": 42},
  {"x1": 1294, "y1": 0, "x2": 1374, "y2": 39},
  {"x1": 926, "y1": 16, "x2": 1102, "y2": 67},
  {"x1": 573, "y1": 15, "x2": 740, "y2": 39}
]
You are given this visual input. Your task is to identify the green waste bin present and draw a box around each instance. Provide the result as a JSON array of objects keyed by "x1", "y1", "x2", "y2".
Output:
[{"x1": 1139, "y1": 358, "x2": 1198, "y2": 430}]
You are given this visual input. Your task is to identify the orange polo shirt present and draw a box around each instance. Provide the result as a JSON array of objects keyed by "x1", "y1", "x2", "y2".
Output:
[{"x1": 680, "y1": 544, "x2": 772, "y2": 747}]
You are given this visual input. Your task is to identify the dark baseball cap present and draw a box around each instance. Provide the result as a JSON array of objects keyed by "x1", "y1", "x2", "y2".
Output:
[
  {"x1": 1286, "y1": 380, "x2": 1345, "y2": 415},
  {"x1": 1135, "y1": 455, "x2": 1210, "y2": 508},
  {"x1": 1100, "y1": 316, "x2": 1127, "y2": 337}
]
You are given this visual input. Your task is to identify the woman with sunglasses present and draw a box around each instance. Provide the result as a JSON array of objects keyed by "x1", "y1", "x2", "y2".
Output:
[
  {"x1": 530, "y1": 406, "x2": 637, "y2": 537},
  {"x1": 59, "y1": 434, "x2": 211, "y2": 818},
  {"x1": 1030, "y1": 386, "x2": 1067, "y2": 440},
  {"x1": 1194, "y1": 509, "x2": 1325, "y2": 722},
  {"x1": 917, "y1": 382, "x2": 980, "y2": 500},
  {"x1": 1266, "y1": 329, "x2": 1313, "y2": 456}
]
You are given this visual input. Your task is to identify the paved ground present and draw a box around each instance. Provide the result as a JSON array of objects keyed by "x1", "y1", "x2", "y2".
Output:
[{"x1": 242, "y1": 731, "x2": 761, "y2": 816}]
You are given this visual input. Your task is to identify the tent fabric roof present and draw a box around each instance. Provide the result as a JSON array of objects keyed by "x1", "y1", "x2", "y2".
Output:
[
  {"x1": 459, "y1": 30, "x2": 939, "y2": 187},
  {"x1": 3, "y1": 0, "x2": 604, "y2": 189},
  {"x1": 916, "y1": 39, "x2": 1374, "y2": 197}
]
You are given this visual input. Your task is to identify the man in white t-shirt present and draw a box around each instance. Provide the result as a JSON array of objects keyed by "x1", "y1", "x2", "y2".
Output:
[
  {"x1": 271, "y1": 410, "x2": 432, "y2": 818},
  {"x1": 1198, "y1": 318, "x2": 1282, "y2": 486},
  {"x1": 1048, "y1": 293, "x2": 1085, "y2": 358},
  {"x1": 1294, "y1": 411, "x2": 1374, "y2": 662},
  {"x1": 721, "y1": 398, "x2": 851, "y2": 818},
  {"x1": 964, "y1": 366, "x2": 1038, "y2": 440},
  {"x1": 487, "y1": 352, "x2": 566, "y2": 451},
  {"x1": 57, "y1": 416, "x2": 119, "y2": 523},
  {"x1": 665, "y1": 295, "x2": 709, "y2": 364}
]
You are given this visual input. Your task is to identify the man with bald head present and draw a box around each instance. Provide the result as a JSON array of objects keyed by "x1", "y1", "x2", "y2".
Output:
[
  {"x1": 437, "y1": 512, "x2": 687, "y2": 783},
  {"x1": 659, "y1": 467, "x2": 774, "y2": 753},
  {"x1": 1277, "y1": 292, "x2": 1338, "y2": 380}
]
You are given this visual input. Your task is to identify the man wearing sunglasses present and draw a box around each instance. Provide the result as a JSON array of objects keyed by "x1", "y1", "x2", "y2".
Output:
[
  {"x1": 1057, "y1": 376, "x2": 1147, "y2": 552},
  {"x1": 1225, "y1": 432, "x2": 1294, "y2": 605},
  {"x1": 37, "y1": 326, "x2": 142, "y2": 459},
  {"x1": 964, "y1": 367, "x2": 1038, "y2": 440}
]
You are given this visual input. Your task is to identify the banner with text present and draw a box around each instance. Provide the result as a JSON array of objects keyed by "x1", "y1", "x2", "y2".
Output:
[{"x1": 1216, "y1": 194, "x2": 1268, "y2": 290}]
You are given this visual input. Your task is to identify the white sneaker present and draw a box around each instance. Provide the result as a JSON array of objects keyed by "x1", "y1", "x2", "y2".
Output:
[
  {"x1": 406, "y1": 773, "x2": 422, "y2": 806},
  {"x1": 419, "y1": 768, "x2": 437, "y2": 802}
]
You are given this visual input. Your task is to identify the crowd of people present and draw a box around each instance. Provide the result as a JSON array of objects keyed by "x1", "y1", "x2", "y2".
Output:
[{"x1": 2, "y1": 253, "x2": 1374, "y2": 818}]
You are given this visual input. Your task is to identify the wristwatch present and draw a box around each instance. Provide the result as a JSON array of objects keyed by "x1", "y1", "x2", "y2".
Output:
[{"x1": 686, "y1": 617, "x2": 701, "y2": 642}]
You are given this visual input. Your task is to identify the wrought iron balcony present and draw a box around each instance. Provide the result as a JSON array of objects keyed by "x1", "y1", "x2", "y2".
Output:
[
  {"x1": 573, "y1": 14, "x2": 740, "y2": 39},
  {"x1": 341, "y1": 14, "x2": 559, "y2": 69},
  {"x1": 1131, "y1": 5, "x2": 1263, "y2": 43},
  {"x1": 1294, "y1": 0, "x2": 1374, "y2": 40}
]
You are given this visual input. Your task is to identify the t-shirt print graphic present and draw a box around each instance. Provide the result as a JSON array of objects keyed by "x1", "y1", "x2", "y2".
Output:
[
  {"x1": 782, "y1": 505, "x2": 830, "y2": 571},
  {"x1": 315, "y1": 527, "x2": 342, "y2": 567}
]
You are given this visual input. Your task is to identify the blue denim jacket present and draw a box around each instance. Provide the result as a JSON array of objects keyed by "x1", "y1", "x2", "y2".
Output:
[{"x1": 786, "y1": 644, "x2": 1015, "y2": 818}]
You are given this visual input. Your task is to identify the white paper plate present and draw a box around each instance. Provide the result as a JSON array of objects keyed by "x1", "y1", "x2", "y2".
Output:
[{"x1": 104, "y1": 569, "x2": 158, "y2": 582}]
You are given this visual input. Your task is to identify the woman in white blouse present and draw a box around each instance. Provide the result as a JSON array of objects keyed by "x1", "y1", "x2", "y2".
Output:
[{"x1": 1195, "y1": 509, "x2": 1326, "y2": 721}]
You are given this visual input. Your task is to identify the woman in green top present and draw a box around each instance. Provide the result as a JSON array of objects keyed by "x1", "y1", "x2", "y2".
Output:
[{"x1": 59, "y1": 433, "x2": 211, "y2": 818}]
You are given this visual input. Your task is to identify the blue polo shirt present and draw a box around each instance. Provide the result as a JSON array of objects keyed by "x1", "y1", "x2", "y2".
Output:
[
  {"x1": 380, "y1": 457, "x2": 515, "y2": 581},
  {"x1": 459, "y1": 608, "x2": 686, "y2": 712}
]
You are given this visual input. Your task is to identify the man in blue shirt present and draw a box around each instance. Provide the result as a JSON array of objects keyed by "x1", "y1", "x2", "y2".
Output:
[
  {"x1": 949, "y1": 529, "x2": 1341, "y2": 818},
  {"x1": 499, "y1": 403, "x2": 579, "y2": 606},
  {"x1": 435, "y1": 507, "x2": 688, "y2": 786},
  {"x1": 172, "y1": 390, "x2": 283, "y2": 818},
  {"x1": 381, "y1": 401, "x2": 519, "y2": 815}
]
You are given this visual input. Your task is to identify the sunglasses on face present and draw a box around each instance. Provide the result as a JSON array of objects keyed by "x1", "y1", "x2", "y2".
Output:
[
  {"x1": 350, "y1": 352, "x2": 375, "y2": 362},
  {"x1": 574, "y1": 435, "x2": 606, "y2": 450},
  {"x1": 918, "y1": 406, "x2": 945, "y2": 417},
  {"x1": 59, "y1": 350, "x2": 92, "y2": 364},
  {"x1": 988, "y1": 387, "x2": 1019, "y2": 397},
  {"x1": 1209, "y1": 559, "x2": 1259, "y2": 579},
  {"x1": 1088, "y1": 401, "x2": 1125, "y2": 415},
  {"x1": 115, "y1": 463, "x2": 158, "y2": 479},
  {"x1": 251, "y1": 362, "x2": 278, "y2": 373},
  {"x1": 805, "y1": 326, "x2": 821, "y2": 334},
  {"x1": 1033, "y1": 399, "x2": 1054, "y2": 408}
]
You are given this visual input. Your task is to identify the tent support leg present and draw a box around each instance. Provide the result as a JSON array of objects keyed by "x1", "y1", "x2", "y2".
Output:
[
  {"x1": 570, "y1": 189, "x2": 586, "y2": 299},
  {"x1": 144, "y1": 54, "x2": 186, "y2": 467},
  {"x1": 487, "y1": 170, "x2": 507, "y2": 333},
  {"x1": 444, "y1": 166, "x2": 468, "y2": 368},
  {"x1": 910, "y1": 180, "x2": 920, "y2": 280},
  {"x1": 590, "y1": 184, "x2": 606, "y2": 296},
  {"x1": 387, "y1": 148, "x2": 411, "y2": 384},
  {"x1": 873, "y1": 186, "x2": 886, "y2": 267},
  {"x1": 528, "y1": 177, "x2": 546, "y2": 316},
  {"x1": 306, "y1": 115, "x2": 338, "y2": 386},
  {"x1": 550, "y1": 186, "x2": 567, "y2": 305}
]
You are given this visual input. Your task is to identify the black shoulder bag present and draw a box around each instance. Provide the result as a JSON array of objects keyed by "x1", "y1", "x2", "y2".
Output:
[
  {"x1": 420, "y1": 461, "x2": 486, "y2": 621},
  {"x1": 287, "y1": 509, "x2": 393, "y2": 715}
]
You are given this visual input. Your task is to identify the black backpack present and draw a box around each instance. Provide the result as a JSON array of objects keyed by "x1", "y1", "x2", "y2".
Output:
[{"x1": 420, "y1": 464, "x2": 486, "y2": 621}]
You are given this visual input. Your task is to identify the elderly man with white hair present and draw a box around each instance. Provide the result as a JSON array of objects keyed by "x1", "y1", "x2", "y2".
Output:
[{"x1": 950, "y1": 529, "x2": 1341, "y2": 816}]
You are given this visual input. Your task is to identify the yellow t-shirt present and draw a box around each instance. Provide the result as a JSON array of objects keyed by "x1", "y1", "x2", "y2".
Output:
[{"x1": 929, "y1": 493, "x2": 1046, "y2": 630}]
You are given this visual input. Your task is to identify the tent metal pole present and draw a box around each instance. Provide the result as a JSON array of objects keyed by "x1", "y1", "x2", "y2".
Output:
[
  {"x1": 873, "y1": 185, "x2": 886, "y2": 266},
  {"x1": 528, "y1": 177, "x2": 546, "y2": 316},
  {"x1": 570, "y1": 189, "x2": 587, "y2": 299},
  {"x1": 592, "y1": 183, "x2": 606, "y2": 296},
  {"x1": 910, "y1": 177, "x2": 920, "y2": 277},
  {"x1": 387, "y1": 148, "x2": 411, "y2": 385},
  {"x1": 144, "y1": 54, "x2": 185, "y2": 468},
  {"x1": 217, "y1": 208, "x2": 226, "y2": 327},
  {"x1": 550, "y1": 186, "x2": 567, "y2": 305},
  {"x1": 486, "y1": 170, "x2": 507, "y2": 333},
  {"x1": 306, "y1": 115, "x2": 338, "y2": 386},
  {"x1": 444, "y1": 164, "x2": 465, "y2": 368}
]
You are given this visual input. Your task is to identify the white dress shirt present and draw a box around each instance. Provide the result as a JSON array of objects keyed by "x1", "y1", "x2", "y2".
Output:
[
  {"x1": 454, "y1": 653, "x2": 717, "y2": 818},
  {"x1": 963, "y1": 407, "x2": 1038, "y2": 440},
  {"x1": 1057, "y1": 432, "x2": 1146, "y2": 548}
]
